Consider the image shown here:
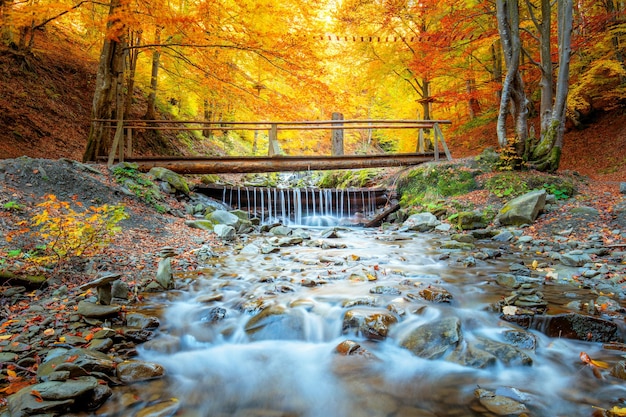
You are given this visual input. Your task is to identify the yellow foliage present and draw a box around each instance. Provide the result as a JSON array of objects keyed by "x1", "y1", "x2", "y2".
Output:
[
  {"x1": 5, "y1": 194, "x2": 128, "y2": 270},
  {"x1": 568, "y1": 59, "x2": 626, "y2": 113}
]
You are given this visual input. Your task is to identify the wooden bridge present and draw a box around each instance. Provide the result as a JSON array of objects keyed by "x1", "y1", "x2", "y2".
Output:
[{"x1": 100, "y1": 116, "x2": 452, "y2": 174}]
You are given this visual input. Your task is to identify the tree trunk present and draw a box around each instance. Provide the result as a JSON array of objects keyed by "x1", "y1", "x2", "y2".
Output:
[
  {"x1": 528, "y1": 0, "x2": 573, "y2": 172},
  {"x1": 83, "y1": 0, "x2": 126, "y2": 162},
  {"x1": 495, "y1": 0, "x2": 529, "y2": 149},
  {"x1": 534, "y1": 0, "x2": 554, "y2": 132},
  {"x1": 124, "y1": 30, "x2": 142, "y2": 120},
  {"x1": 203, "y1": 99, "x2": 213, "y2": 138},
  {"x1": 144, "y1": 26, "x2": 161, "y2": 121}
]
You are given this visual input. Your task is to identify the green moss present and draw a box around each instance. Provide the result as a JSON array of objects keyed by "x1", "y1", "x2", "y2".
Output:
[{"x1": 397, "y1": 163, "x2": 478, "y2": 210}]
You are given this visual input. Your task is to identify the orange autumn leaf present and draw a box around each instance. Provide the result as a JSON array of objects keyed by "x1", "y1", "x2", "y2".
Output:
[
  {"x1": 580, "y1": 351, "x2": 611, "y2": 369},
  {"x1": 30, "y1": 389, "x2": 43, "y2": 402}
]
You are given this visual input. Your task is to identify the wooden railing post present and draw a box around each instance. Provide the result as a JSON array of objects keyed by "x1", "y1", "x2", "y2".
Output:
[
  {"x1": 268, "y1": 123, "x2": 280, "y2": 156},
  {"x1": 417, "y1": 128, "x2": 425, "y2": 153},
  {"x1": 331, "y1": 112, "x2": 344, "y2": 156}
]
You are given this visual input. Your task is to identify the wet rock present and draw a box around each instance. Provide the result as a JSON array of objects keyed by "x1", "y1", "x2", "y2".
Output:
[
  {"x1": 244, "y1": 305, "x2": 306, "y2": 341},
  {"x1": 502, "y1": 330, "x2": 536, "y2": 350},
  {"x1": 448, "y1": 342, "x2": 497, "y2": 368},
  {"x1": 503, "y1": 312, "x2": 621, "y2": 342},
  {"x1": 126, "y1": 312, "x2": 160, "y2": 330},
  {"x1": 419, "y1": 286, "x2": 452, "y2": 303},
  {"x1": 475, "y1": 337, "x2": 532, "y2": 366},
  {"x1": 77, "y1": 300, "x2": 121, "y2": 319},
  {"x1": 270, "y1": 225, "x2": 293, "y2": 236},
  {"x1": 611, "y1": 361, "x2": 626, "y2": 380},
  {"x1": 441, "y1": 241, "x2": 475, "y2": 250},
  {"x1": 33, "y1": 376, "x2": 99, "y2": 400},
  {"x1": 342, "y1": 296, "x2": 378, "y2": 308},
  {"x1": 474, "y1": 388, "x2": 528, "y2": 415},
  {"x1": 7, "y1": 386, "x2": 74, "y2": 417},
  {"x1": 37, "y1": 348, "x2": 116, "y2": 381},
  {"x1": 495, "y1": 273, "x2": 521, "y2": 288},
  {"x1": 369, "y1": 285, "x2": 401, "y2": 295},
  {"x1": 335, "y1": 340, "x2": 374, "y2": 358},
  {"x1": 399, "y1": 316, "x2": 461, "y2": 359},
  {"x1": 206, "y1": 209, "x2": 240, "y2": 227},
  {"x1": 142, "y1": 334, "x2": 181, "y2": 354},
  {"x1": 135, "y1": 399, "x2": 181, "y2": 417},
  {"x1": 402, "y1": 212, "x2": 441, "y2": 232},
  {"x1": 196, "y1": 293, "x2": 224, "y2": 303},
  {"x1": 495, "y1": 189, "x2": 546, "y2": 226},
  {"x1": 87, "y1": 338, "x2": 113, "y2": 352},
  {"x1": 342, "y1": 308, "x2": 398, "y2": 340},
  {"x1": 214, "y1": 224, "x2": 236, "y2": 240},
  {"x1": 267, "y1": 236, "x2": 303, "y2": 247},
  {"x1": 117, "y1": 360, "x2": 165, "y2": 383}
]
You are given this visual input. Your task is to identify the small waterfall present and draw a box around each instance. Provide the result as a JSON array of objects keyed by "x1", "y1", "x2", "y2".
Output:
[{"x1": 204, "y1": 186, "x2": 391, "y2": 226}]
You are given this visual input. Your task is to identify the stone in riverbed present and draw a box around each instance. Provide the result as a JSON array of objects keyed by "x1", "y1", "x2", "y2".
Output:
[
  {"x1": 77, "y1": 300, "x2": 121, "y2": 318},
  {"x1": 7, "y1": 388, "x2": 74, "y2": 417},
  {"x1": 135, "y1": 399, "x2": 181, "y2": 417},
  {"x1": 474, "y1": 388, "x2": 528, "y2": 415},
  {"x1": 126, "y1": 312, "x2": 160, "y2": 330},
  {"x1": 117, "y1": 360, "x2": 165, "y2": 384},
  {"x1": 30, "y1": 376, "x2": 100, "y2": 400},
  {"x1": 214, "y1": 223, "x2": 236, "y2": 240},
  {"x1": 244, "y1": 305, "x2": 306, "y2": 341},
  {"x1": 37, "y1": 348, "x2": 116, "y2": 381},
  {"x1": 399, "y1": 316, "x2": 461, "y2": 359},
  {"x1": 419, "y1": 286, "x2": 452, "y2": 303},
  {"x1": 342, "y1": 308, "x2": 398, "y2": 340},
  {"x1": 502, "y1": 312, "x2": 621, "y2": 342}
]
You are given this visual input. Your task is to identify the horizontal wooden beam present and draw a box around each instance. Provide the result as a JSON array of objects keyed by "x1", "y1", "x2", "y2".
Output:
[
  {"x1": 94, "y1": 119, "x2": 452, "y2": 126},
  {"x1": 123, "y1": 153, "x2": 442, "y2": 174}
]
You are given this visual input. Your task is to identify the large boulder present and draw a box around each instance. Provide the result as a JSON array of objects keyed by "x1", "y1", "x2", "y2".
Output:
[
  {"x1": 205, "y1": 209, "x2": 240, "y2": 227},
  {"x1": 148, "y1": 167, "x2": 190, "y2": 195},
  {"x1": 495, "y1": 189, "x2": 546, "y2": 226},
  {"x1": 402, "y1": 212, "x2": 441, "y2": 232}
]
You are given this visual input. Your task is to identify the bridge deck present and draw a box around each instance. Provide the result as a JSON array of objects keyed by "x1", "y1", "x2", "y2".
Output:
[{"x1": 122, "y1": 152, "x2": 446, "y2": 174}]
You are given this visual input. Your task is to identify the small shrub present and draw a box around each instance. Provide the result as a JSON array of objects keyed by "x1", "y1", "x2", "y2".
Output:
[
  {"x1": 6, "y1": 194, "x2": 128, "y2": 270},
  {"x1": 112, "y1": 164, "x2": 166, "y2": 212},
  {"x1": 3, "y1": 201, "x2": 24, "y2": 211},
  {"x1": 484, "y1": 173, "x2": 529, "y2": 198}
]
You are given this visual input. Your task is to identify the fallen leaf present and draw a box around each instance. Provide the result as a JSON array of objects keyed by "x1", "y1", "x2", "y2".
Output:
[
  {"x1": 43, "y1": 328, "x2": 55, "y2": 337},
  {"x1": 30, "y1": 389, "x2": 43, "y2": 402}
]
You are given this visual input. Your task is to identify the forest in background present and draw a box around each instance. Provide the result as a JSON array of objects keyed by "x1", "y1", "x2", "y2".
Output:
[{"x1": 0, "y1": 0, "x2": 625, "y2": 172}]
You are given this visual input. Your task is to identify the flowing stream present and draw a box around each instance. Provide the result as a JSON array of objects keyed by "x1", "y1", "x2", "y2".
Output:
[{"x1": 129, "y1": 227, "x2": 625, "y2": 417}]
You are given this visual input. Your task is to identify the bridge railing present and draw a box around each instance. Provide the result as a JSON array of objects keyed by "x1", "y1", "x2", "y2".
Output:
[{"x1": 94, "y1": 116, "x2": 452, "y2": 166}]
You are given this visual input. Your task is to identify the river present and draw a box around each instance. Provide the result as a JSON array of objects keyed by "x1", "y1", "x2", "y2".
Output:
[{"x1": 124, "y1": 226, "x2": 625, "y2": 417}]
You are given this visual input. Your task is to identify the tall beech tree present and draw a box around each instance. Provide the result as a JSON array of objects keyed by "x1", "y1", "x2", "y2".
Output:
[{"x1": 496, "y1": 0, "x2": 573, "y2": 172}]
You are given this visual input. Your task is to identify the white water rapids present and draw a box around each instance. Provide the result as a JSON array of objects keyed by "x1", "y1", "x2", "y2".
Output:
[{"x1": 134, "y1": 227, "x2": 626, "y2": 417}]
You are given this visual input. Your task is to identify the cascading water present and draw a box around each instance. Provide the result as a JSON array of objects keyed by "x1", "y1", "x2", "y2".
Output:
[
  {"x1": 205, "y1": 185, "x2": 390, "y2": 227},
  {"x1": 127, "y1": 228, "x2": 626, "y2": 417}
]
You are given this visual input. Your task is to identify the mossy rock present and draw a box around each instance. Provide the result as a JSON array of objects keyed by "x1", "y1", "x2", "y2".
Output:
[
  {"x1": 456, "y1": 211, "x2": 488, "y2": 230},
  {"x1": 0, "y1": 270, "x2": 47, "y2": 289}
]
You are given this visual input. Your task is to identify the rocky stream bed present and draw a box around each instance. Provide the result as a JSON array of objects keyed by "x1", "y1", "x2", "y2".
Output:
[{"x1": 1, "y1": 157, "x2": 626, "y2": 417}]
